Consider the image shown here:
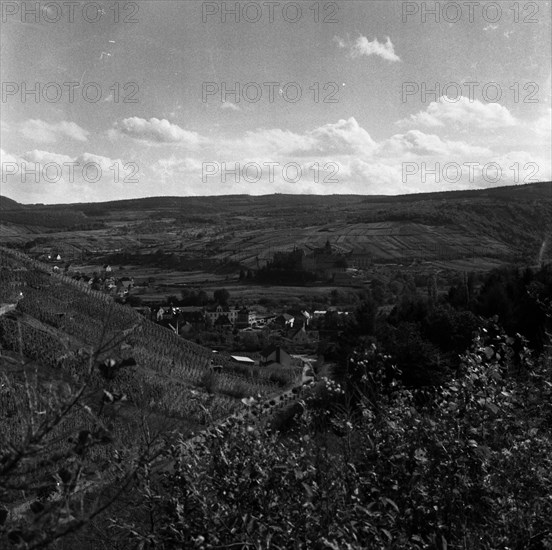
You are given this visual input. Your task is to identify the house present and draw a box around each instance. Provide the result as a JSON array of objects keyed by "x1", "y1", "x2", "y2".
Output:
[
  {"x1": 301, "y1": 310, "x2": 311, "y2": 326},
  {"x1": 105, "y1": 277, "x2": 116, "y2": 290},
  {"x1": 115, "y1": 280, "x2": 129, "y2": 298},
  {"x1": 156, "y1": 307, "x2": 167, "y2": 322},
  {"x1": 120, "y1": 277, "x2": 134, "y2": 290},
  {"x1": 289, "y1": 310, "x2": 311, "y2": 328},
  {"x1": 175, "y1": 307, "x2": 207, "y2": 331},
  {"x1": 260, "y1": 345, "x2": 292, "y2": 368},
  {"x1": 254, "y1": 314, "x2": 276, "y2": 326},
  {"x1": 235, "y1": 306, "x2": 253, "y2": 329},
  {"x1": 214, "y1": 314, "x2": 232, "y2": 329},
  {"x1": 273, "y1": 313, "x2": 294, "y2": 329},
  {"x1": 300, "y1": 240, "x2": 347, "y2": 280},
  {"x1": 285, "y1": 325, "x2": 310, "y2": 345},
  {"x1": 206, "y1": 304, "x2": 239, "y2": 325}
]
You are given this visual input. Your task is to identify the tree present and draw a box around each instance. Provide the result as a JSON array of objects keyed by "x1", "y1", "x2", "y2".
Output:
[
  {"x1": 0, "y1": 345, "x2": 157, "y2": 549},
  {"x1": 241, "y1": 331, "x2": 259, "y2": 351},
  {"x1": 213, "y1": 288, "x2": 230, "y2": 306},
  {"x1": 166, "y1": 295, "x2": 179, "y2": 306},
  {"x1": 197, "y1": 290, "x2": 209, "y2": 306}
]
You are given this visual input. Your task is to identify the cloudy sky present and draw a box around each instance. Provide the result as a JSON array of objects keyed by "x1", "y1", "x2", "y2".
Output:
[{"x1": 1, "y1": 0, "x2": 550, "y2": 203}]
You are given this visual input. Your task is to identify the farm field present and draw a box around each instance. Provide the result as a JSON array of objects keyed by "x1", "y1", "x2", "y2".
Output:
[{"x1": 1, "y1": 182, "x2": 551, "y2": 307}]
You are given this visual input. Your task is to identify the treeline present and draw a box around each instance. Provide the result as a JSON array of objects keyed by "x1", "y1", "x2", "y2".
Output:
[
  {"x1": 255, "y1": 266, "x2": 317, "y2": 285},
  {"x1": 328, "y1": 264, "x2": 552, "y2": 388},
  {"x1": 255, "y1": 249, "x2": 317, "y2": 285},
  {"x1": 0, "y1": 209, "x2": 88, "y2": 229},
  {"x1": 100, "y1": 250, "x2": 228, "y2": 272}
]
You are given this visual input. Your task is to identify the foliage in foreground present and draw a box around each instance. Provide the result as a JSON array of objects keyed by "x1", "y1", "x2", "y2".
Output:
[{"x1": 117, "y1": 323, "x2": 552, "y2": 549}]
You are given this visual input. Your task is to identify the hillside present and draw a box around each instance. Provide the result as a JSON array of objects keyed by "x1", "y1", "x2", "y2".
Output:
[
  {"x1": 0, "y1": 248, "x2": 301, "y2": 507},
  {"x1": 1, "y1": 182, "x2": 551, "y2": 287},
  {"x1": 0, "y1": 196, "x2": 24, "y2": 211}
]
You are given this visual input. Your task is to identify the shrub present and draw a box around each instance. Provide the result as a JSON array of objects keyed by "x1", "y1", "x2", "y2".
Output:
[{"x1": 116, "y1": 326, "x2": 552, "y2": 549}]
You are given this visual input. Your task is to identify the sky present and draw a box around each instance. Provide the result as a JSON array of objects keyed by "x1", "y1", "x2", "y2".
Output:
[{"x1": 0, "y1": 0, "x2": 551, "y2": 204}]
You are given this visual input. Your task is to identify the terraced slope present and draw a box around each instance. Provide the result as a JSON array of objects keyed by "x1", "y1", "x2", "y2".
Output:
[{"x1": 0, "y1": 248, "x2": 299, "y2": 436}]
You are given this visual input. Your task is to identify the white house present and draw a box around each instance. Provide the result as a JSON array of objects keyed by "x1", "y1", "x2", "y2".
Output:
[{"x1": 206, "y1": 305, "x2": 239, "y2": 324}]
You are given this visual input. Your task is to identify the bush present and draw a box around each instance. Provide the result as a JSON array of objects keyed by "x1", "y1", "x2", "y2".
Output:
[{"x1": 116, "y1": 326, "x2": 552, "y2": 549}]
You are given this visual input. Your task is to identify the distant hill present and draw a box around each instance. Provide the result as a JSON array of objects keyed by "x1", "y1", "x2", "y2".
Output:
[
  {"x1": 361, "y1": 181, "x2": 552, "y2": 203},
  {"x1": 0, "y1": 195, "x2": 25, "y2": 211},
  {"x1": 1, "y1": 181, "x2": 550, "y2": 210},
  {"x1": 1, "y1": 182, "x2": 551, "y2": 265}
]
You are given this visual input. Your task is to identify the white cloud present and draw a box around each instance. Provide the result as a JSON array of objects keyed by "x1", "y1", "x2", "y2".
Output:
[
  {"x1": 398, "y1": 97, "x2": 517, "y2": 129},
  {"x1": 153, "y1": 156, "x2": 203, "y2": 177},
  {"x1": 299, "y1": 117, "x2": 377, "y2": 156},
  {"x1": 531, "y1": 108, "x2": 552, "y2": 140},
  {"x1": 378, "y1": 130, "x2": 492, "y2": 158},
  {"x1": 225, "y1": 117, "x2": 376, "y2": 159},
  {"x1": 3, "y1": 111, "x2": 549, "y2": 201},
  {"x1": 221, "y1": 102, "x2": 240, "y2": 112},
  {"x1": 1, "y1": 148, "x2": 127, "y2": 203},
  {"x1": 22, "y1": 149, "x2": 74, "y2": 165},
  {"x1": 174, "y1": 120, "x2": 516, "y2": 195},
  {"x1": 1, "y1": 148, "x2": 20, "y2": 178},
  {"x1": 334, "y1": 34, "x2": 401, "y2": 62},
  {"x1": 20, "y1": 119, "x2": 89, "y2": 144},
  {"x1": 113, "y1": 117, "x2": 207, "y2": 147}
]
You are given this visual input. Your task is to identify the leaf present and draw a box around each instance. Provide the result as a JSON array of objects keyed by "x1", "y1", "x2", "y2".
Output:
[
  {"x1": 475, "y1": 445, "x2": 491, "y2": 460},
  {"x1": 247, "y1": 517, "x2": 256, "y2": 533},
  {"x1": 382, "y1": 497, "x2": 399, "y2": 512},
  {"x1": 485, "y1": 402, "x2": 499, "y2": 415},
  {"x1": 319, "y1": 538, "x2": 341, "y2": 550},
  {"x1": 482, "y1": 346, "x2": 494, "y2": 359}
]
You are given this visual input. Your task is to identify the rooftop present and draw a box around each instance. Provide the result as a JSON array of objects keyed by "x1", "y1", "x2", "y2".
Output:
[{"x1": 230, "y1": 355, "x2": 256, "y2": 364}]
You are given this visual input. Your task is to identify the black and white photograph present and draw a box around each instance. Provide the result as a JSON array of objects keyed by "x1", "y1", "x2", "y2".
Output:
[{"x1": 1, "y1": 1, "x2": 552, "y2": 548}]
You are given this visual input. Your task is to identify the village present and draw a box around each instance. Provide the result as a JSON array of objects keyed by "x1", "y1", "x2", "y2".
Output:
[{"x1": 29, "y1": 248, "x2": 355, "y2": 381}]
